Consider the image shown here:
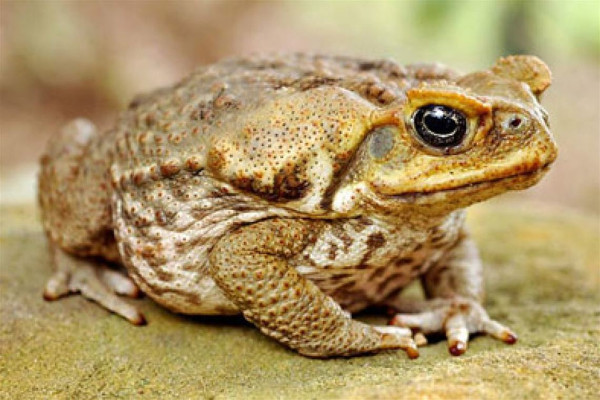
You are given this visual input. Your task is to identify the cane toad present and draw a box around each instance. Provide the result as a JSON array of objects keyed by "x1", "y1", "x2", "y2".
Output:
[{"x1": 39, "y1": 54, "x2": 557, "y2": 358}]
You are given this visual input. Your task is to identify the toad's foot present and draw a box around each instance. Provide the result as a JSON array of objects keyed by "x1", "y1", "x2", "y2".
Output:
[
  {"x1": 388, "y1": 297, "x2": 517, "y2": 356},
  {"x1": 373, "y1": 326, "x2": 420, "y2": 359},
  {"x1": 43, "y1": 247, "x2": 145, "y2": 325}
]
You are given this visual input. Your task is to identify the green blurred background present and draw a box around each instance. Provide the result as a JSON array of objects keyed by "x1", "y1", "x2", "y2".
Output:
[{"x1": 1, "y1": 0, "x2": 599, "y2": 215}]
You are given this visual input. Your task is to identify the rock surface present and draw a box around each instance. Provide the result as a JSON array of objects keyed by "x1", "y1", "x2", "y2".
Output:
[{"x1": 0, "y1": 201, "x2": 598, "y2": 399}]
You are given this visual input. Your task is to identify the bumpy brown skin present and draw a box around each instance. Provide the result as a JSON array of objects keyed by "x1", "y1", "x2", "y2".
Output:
[{"x1": 39, "y1": 54, "x2": 557, "y2": 358}]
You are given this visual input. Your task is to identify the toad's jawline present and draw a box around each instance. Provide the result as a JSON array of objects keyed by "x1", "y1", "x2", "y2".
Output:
[{"x1": 389, "y1": 163, "x2": 552, "y2": 202}]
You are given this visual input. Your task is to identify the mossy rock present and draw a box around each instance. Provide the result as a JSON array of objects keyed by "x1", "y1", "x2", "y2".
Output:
[{"x1": 0, "y1": 202, "x2": 598, "y2": 399}]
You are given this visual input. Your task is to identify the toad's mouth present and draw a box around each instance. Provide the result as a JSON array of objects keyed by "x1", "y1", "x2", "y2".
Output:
[{"x1": 386, "y1": 164, "x2": 552, "y2": 204}]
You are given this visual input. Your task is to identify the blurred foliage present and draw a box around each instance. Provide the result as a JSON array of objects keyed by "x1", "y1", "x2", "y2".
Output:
[
  {"x1": 289, "y1": 0, "x2": 599, "y2": 67},
  {"x1": 0, "y1": 0, "x2": 598, "y2": 213},
  {"x1": 1, "y1": 0, "x2": 598, "y2": 105}
]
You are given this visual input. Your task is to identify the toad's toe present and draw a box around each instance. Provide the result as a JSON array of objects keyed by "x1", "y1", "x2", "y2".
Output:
[
  {"x1": 43, "y1": 247, "x2": 145, "y2": 325},
  {"x1": 389, "y1": 297, "x2": 517, "y2": 356},
  {"x1": 374, "y1": 326, "x2": 419, "y2": 359}
]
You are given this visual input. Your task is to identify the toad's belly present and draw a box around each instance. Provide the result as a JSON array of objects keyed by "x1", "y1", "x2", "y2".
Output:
[
  {"x1": 293, "y1": 212, "x2": 464, "y2": 312},
  {"x1": 297, "y1": 243, "x2": 451, "y2": 313}
]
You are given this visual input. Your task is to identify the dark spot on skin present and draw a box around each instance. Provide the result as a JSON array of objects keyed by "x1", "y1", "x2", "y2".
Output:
[
  {"x1": 140, "y1": 245, "x2": 156, "y2": 258},
  {"x1": 369, "y1": 267, "x2": 387, "y2": 281},
  {"x1": 154, "y1": 210, "x2": 168, "y2": 225},
  {"x1": 181, "y1": 292, "x2": 204, "y2": 306},
  {"x1": 185, "y1": 158, "x2": 204, "y2": 173},
  {"x1": 230, "y1": 203, "x2": 257, "y2": 213},
  {"x1": 231, "y1": 175, "x2": 255, "y2": 192},
  {"x1": 328, "y1": 243, "x2": 338, "y2": 260},
  {"x1": 339, "y1": 232, "x2": 354, "y2": 250},
  {"x1": 160, "y1": 163, "x2": 181, "y2": 177},
  {"x1": 361, "y1": 83, "x2": 397, "y2": 105},
  {"x1": 353, "y1": 218, "x2": 372, "y2": 233},
  {"x1": 145, "y1": 113, "x2": 156, "y2": 127},
  {"x1": 193, "y1": 101, "x2": 215, "y2": 122},
  {"x1": 143, "y1": 251, "x2": 168, "y2": 267},
  {"x1": 393, "y1": 257, "x2": 414, "y2": 266},
  {"x1": 358, "y1": 231, "x2": 386, "y2": 266},
  {"x1": 213, "y1": 94, "x2": 239, "y2": 109},
  {"x1": 155, "y1": 268, "x2": 175, "y2": 282},
  {"x1": 272, "y1": 165, "x2": 310, "y2": 200},
  {"x1": 230, "y1": 164, "x2": 310, "y2": 201},
  {"x1": 320, "y1": 151, "x2": 360, "y2": 210},
  {"x1": 366, "y1": 232, "x2": 386, "y2": 248},
  {"x1": 133, "y1": 172, "x2": 146, "y2": 186}
]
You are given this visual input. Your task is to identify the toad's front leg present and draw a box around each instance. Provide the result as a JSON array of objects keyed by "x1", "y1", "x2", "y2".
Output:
[
  {"x1": 209, "y1": 218, "x2": 418, "y2": 358},
  {"x1": 387, "y1": 229, "x2": 517, "y2": 356}
]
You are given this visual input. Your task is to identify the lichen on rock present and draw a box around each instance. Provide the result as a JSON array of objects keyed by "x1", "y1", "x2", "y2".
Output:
[{"x1": 0, "y1": 202, "x2": 598, "y2": 399}]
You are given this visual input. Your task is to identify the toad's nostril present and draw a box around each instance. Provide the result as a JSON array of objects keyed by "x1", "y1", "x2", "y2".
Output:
[{"x1": 509, "y1": 117, "x2": 522, "y2": 128}]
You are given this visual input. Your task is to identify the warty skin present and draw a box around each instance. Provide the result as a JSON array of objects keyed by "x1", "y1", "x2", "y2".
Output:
[{"x1": 39, "y1": 54, "x2": 557, "y2": 358}]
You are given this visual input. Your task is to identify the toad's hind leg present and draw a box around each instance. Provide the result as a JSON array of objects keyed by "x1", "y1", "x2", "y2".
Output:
[
  {"x1": 209, "y1": 218, "x2": 418, "y2": 358},
  {"x1": 43, "y1": 245, "x2": 146, "y2": 325},
  {"x1": 40, "y1": 118, "x2": 143, "y2": 324}
]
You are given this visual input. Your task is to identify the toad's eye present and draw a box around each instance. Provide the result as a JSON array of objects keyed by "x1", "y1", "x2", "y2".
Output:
[{"x1": 412, "y1": 105, "x2": 467, "y2": 148}]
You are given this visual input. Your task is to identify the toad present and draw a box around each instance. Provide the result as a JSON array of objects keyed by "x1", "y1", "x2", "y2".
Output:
[{"x1": 39, "y1": 54, "x2": 557, "y2": 358}]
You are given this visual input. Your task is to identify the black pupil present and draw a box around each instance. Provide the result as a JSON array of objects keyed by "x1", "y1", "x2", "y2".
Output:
[
  {"x1": 413, "y1": 105, "x2": 467, "y2": 148},
  {"x1": 424, "y1": 108, "x2": 457, "y2": 134}
]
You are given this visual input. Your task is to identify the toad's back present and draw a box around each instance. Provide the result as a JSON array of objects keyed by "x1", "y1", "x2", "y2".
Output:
[
  {"x1": 109, "y1": 54, "x2": 457, "y2": 202},
  {"x1": 39, "y1": 54, "x2": 456, "y2": 260}
]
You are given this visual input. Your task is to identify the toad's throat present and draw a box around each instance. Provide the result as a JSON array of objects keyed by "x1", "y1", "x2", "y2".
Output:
[{"x1": 388, "y1": 164, "x2": 552, "y2": 201}]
